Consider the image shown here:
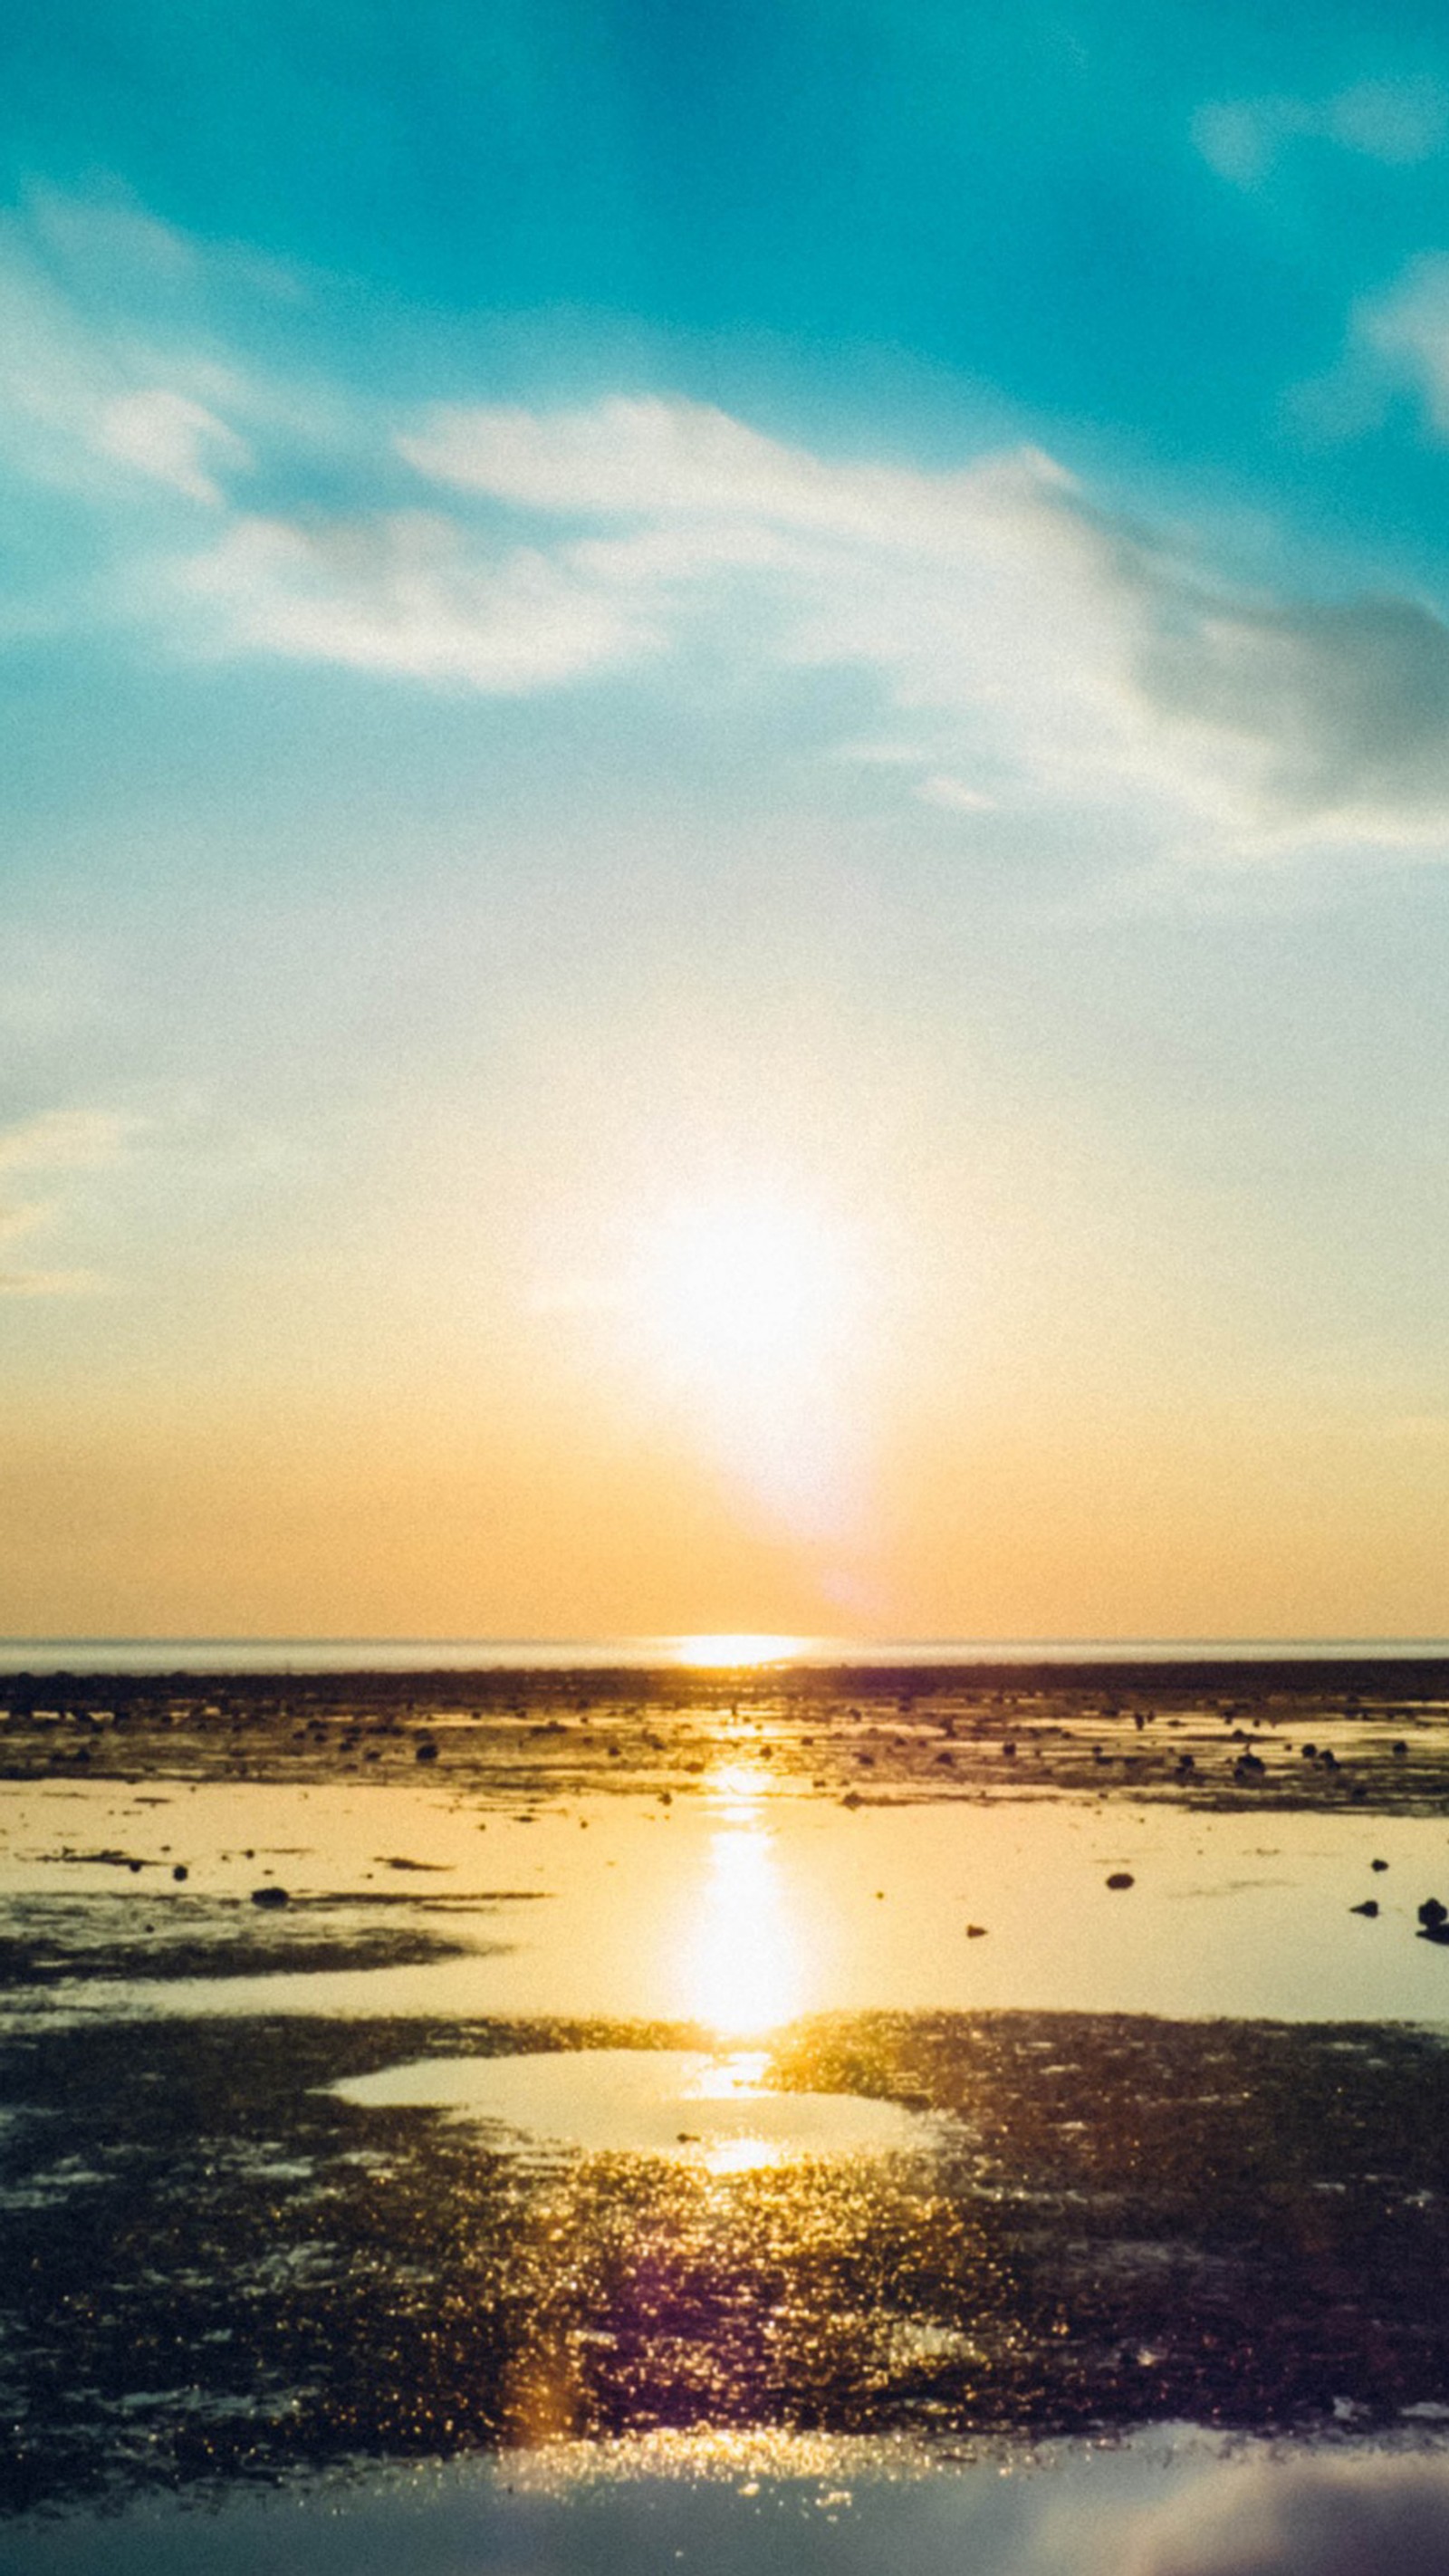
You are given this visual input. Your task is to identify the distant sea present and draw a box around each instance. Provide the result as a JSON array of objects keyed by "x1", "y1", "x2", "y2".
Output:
[{"x1": 4, "y1": 1636, "x2": 1449, "y2": 1674}]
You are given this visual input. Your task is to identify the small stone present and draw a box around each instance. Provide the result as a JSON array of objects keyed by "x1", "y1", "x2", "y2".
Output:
[
  {"x1": 415, "y1": 1740, "x2": 439, "y2": 1764},
  {"x1": 171, "y1": 1864, "x2": 188, "y2": 1882},
  {"x1": 250, "y1": 1884, "x2": 289, "y2": 1908},
  {"x1": 1106, "y1": 1871, "x2": 1135, "y2": 1891},
  {"x1": 1371, "y1": 1859, "x2": 1389, "y2": 1871},
  {"x1": 1349, "y1": 1900, "x2": 1379, "y2": 1918},
  {"x1": 965, "y1": 1923, "x2": 988, "y2": 1938}
]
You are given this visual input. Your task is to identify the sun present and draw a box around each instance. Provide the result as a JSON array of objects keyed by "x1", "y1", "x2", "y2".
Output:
[
  {"x1": 605, "y1": 1184, "x2": 875, "y2": 1544},
  {"x1": 637, "y1": 1195, "x2": 858, "y2": 1398}
]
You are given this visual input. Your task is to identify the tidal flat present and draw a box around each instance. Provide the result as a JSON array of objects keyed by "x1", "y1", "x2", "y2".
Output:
[{"x1": 5, "y1": 1660, "x2": 1449, "y2": 2567}]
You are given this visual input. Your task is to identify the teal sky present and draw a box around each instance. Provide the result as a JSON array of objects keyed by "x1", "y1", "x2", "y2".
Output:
[{"x1": 6, "y1": 2, "x2": 1449, "y2": 1637}]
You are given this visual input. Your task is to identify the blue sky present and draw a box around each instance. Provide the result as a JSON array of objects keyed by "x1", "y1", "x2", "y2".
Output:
[{"x1": 6, "y1": 2, "x2": 1449, "y2": 1634}]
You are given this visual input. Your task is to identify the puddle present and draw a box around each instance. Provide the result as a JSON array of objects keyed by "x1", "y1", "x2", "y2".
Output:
[
  {"x1": 7, "y1": 2426, "x2": 1449, "y2": 2576},
  {"x1": 10, "y1": 1779, "x2": 1449, "y2": 2027},
  {"x1": 331, "y1": 2046, "x2": 955, "y2": 2167}
]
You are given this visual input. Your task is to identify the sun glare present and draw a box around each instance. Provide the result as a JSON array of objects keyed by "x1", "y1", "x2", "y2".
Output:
[
  {"x1": 638, "y1": 1196, "x2": 860, "y2": 1399},
  {"x1": 619, "y1": 1187, "x2": 873, "y2": 1545},
  {"x1": 682, "y1": 1802, "x2": 805, "y2": 2035},
  {"x1": 677, "y1": 1632, "x2": 802, "y2": 1668}
]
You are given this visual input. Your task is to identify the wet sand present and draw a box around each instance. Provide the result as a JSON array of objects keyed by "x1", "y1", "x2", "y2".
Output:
[
  {"x1": 5, "y1": 1655, "x2": 1449, "y2": 1811},
  {"x1": 6, "y1": 2003, "x2": 1449, "y2": 2511},
  {"x1": 5, "y1": 1662, "x2": 1449, "y2": 2546}
]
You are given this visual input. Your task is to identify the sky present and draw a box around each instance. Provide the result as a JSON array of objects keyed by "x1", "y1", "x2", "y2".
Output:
[{"x1": 6, "y1": 0, "x2": 1449, "y2": 1639}]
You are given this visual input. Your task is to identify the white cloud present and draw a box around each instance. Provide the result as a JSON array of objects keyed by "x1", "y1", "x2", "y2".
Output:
[
  {"x1": 0, "y1": 1109, "x2": 130, "y2": 1296},
  {"x1": 393, "y1": 392, "x2": 1449, "y2": 851},
  {"x1": 176, "y1": 510, "x2": 659, "y2": 688},
  {"x1": 5, "y1": 183, "x2": 1448, "y2": 870},
  {"x1": 0, "y1": 191, "x2": 252, "y2": 505},
  {"x1": 1361, "y1": 253, "x2": 1449, "y2": 433},
  {"x1": 24, "y1": 184, "x2": 201, "y2": 284},
  {"x1": 1195, "y1": 78, "x2": 1448, "y2": 185},
  {"x1": 92, "y1": 387, "x2": 248, "y2": 505}
]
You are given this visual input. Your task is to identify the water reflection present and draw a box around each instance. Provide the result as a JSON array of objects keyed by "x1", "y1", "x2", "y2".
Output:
[
  {"x1": 675, "y1": 1634, "x2": 804, "y2": 1668},
  {"x1": 681, "y1": 1772, "x2": 807, "y2": 2034},
  {"x1": 331, "y1": 2047, "x2": 946, "y2": 2169}
]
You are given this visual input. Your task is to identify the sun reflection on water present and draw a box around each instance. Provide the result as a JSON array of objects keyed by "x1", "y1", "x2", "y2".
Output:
[
  {"x1": 680, "y1": 1769, "x2": 808, "y2": 2038},
  {"x1": 675, "y1": 1633, "x2": 804, "y2": 1668},
  {"x1": 686, "y1": 2047, "x2": 784, "y2": 2170}
]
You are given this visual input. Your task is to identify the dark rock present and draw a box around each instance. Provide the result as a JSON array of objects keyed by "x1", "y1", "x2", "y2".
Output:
[
  {"x1": 414, "y1": 1741, "x2": 439, "y2": 1764},
  {"x1": 965, "y1": 1923, "x2": 988, "y2": 1938},
  {"x1": 250, "y1": 1885, "x2": 289, "y2": 1908},
  {"x1": 1106, "y1": 1872, "x2": 1135, "y2": 1891},
  {"x1": 171, "y1": 1864, "x2": 187, "y2": 1882},
  {"x1": 1349, "y1": 1900, "x2": 1379, "y2": 1918},
  {"x1": 1371, "y1": 1859, "x2": 1389, "y2": 1871}
]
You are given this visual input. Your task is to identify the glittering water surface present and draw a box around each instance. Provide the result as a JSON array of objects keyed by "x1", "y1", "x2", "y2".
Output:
[{"x1": 7, "y1": 1674, "x2": 1449, "y2": 2549}]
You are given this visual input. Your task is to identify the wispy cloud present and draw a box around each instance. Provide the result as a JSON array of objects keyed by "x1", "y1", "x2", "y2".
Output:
[
  {"x1": 0, "y1": 1108, "x2": 130, "y2": 1177},
  {"x1": 1195, "y1": 78, "x2": 1448, "y2": 186},
  {"x1": 7, "y1": 188, "x2": 1449, "y2": 866},
  {"x1": 394, "y1": 394, "x2": 1449, "y2": 851},
  {"x1": 0, "y1": 1109, "x2": 131, "y2": 1297},
  {"x1": 175, "y1": 508, "x2": 659, "y2": 687},
  {"x1": 1359, "y1": 252, "x2": 1449, "y2": 434},
  {"x1": 0, "y1": 187, "x2": 253, "y2": 505},
  {"x1": 92, "y1": 387, "x2": 248, "y2": 505}
]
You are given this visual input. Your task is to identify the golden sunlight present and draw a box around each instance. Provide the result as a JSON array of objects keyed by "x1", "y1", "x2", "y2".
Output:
[
  {"x1": 682, "y1": 1794, "x2": 806, "y2": 2034},
  {"x1": 676, "y1": 1632, "x2": 804, "y2": 1668},
  {"x1": 686, "y1": 2050, "x2": 785, "y2": 2174},
  {"x1": 631, "y1": 1194, "x2": 865, "y2": 1419},
  {"x1": 618, "y1": 1187, "x2": 874, "y2": 1549}
]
